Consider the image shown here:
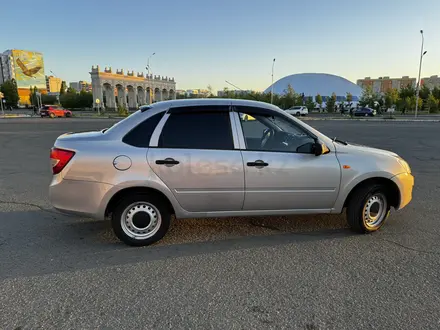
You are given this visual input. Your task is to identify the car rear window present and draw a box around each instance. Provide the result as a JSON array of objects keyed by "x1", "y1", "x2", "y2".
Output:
[{"x1": 122, "y1": 112, "x2": 165, "y2": 147}]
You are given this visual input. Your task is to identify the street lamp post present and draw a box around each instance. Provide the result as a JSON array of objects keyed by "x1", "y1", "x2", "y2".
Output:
[
  {"x1": 271, "y1": 58, "x2": 276, "y2": 104},
  {"x1": 0, "y1": 92, "x2": 4, "y2": 116},
  {"x1": 415, "y1": 30, "x2": 427, "y2": 118},
  {"x1": 146, "y1": 53, "x2": 156, "y2": 76},
  {"x1": 50, "y1": 70, "x2": 61, "y2": 104}
]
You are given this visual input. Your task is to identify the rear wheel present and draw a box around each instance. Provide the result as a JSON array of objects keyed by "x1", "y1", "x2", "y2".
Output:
[
  {"x1": 111, "y1": 193, "x2": 171, "y2": 246},
  {"x1": 66, "y1": 112, "x2": 72, "y2": 118},
  {"x1": 346, "y1": 184, "x2": 390, "y2": 233}
]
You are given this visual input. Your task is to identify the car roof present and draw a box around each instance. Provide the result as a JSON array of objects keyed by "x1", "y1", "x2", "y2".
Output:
[{"x1": 142, "y1": 98, "x2": 284, "y2": 114}]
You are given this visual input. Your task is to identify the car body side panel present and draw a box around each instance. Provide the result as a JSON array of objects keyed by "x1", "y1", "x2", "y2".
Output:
[
  {"x1": 49, "y1": 176, "x2": 113, "y2": 217},
  {"x1": 241, "y1": 151, "x2": 341, "y2": 210},
  {"x1": 147, "y1": 148, "x2": 245, "y2": 212},
  {"x1": 331, "y1": 143, "x2": 406, "y2": 213}
]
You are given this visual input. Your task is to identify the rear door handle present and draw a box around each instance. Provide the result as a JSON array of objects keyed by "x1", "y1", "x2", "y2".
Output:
[
  {"x1": 247, "y1": 160, "x2": 269, "y2": 167},
  {"x1": 156, "y1": 158, "x2": 180, "y2": 165}
]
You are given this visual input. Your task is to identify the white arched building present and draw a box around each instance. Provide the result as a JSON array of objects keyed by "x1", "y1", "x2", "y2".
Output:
[
  {"x1": 90, "y1": 65, "x2": 176, "y2": 110},
  {"x1": 265, "y1": 73, "x2": 362, "y2": 102}
]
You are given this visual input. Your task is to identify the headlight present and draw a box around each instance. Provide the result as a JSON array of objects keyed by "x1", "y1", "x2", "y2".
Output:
[{"x1": 397, "y1": 158, "x2": 411, "y2": 174}]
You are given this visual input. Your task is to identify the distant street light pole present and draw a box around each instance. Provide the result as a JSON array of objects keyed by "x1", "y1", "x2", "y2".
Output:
[
  {"x1": 50, "y1": 70, "x2": 61, "y2": 103},
  {"x1": 0, "y1": 92, "x2": 4, "y2": 116},
  {"x1": 146, "y1": 53, "x2": 156, "y2": 76},
  {"x1": 415, "y1": 30, "x2": 427, "y2": 118},
  {"x1": 271, "y1": 58, "x2": 276, "y2": 104}
]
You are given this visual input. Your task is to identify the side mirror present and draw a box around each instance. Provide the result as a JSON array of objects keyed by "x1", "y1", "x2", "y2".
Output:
[
  {"x1": 313, "y1": 142, "x2": 330, "y2": 156},
  {"x1": 313, "y1": 143, "x2": 323, "y2": 156}
]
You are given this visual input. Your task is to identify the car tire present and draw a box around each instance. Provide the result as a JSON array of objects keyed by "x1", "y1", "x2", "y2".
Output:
[
  {"x1": 296, "y1": 112, "x2": 300, "y2": 116},
  {"x1": 66, "y1": 113, "x2": 72, "y2": 118},
  {"x1": 346, "y1": 183, "x2": 390, "y2": 233},
  {"x1": 111, "y1": 193, "x2": 171, "y2": 247},
  {"x1": 49, "y1": 112, "x2": 55, "y2": 118}
]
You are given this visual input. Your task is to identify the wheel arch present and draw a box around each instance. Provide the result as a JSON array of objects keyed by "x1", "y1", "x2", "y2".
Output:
[
  {"x1": 343, "y1": 177, "x2": 400, "y2": 210},
  {"x1": 105, "y1": 186, "x2": 175, "y2": 218}
]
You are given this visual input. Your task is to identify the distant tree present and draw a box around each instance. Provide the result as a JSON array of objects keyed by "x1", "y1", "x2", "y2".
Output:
[
  {"x1": 29, "y1": 86, "x2": 34, "y2": 105},
  {"x1": 281, "y1": 84, "x2": 298, "y2": 109},
  {"x1": 409, "y1": 95, "x2": 422, "y2": 112},
  {"x1": 77, "y1": 90, "x2": 93, "y2": 108},
  {"x1": 41, "y1": 94, "x2": 57, "y2": 104},
  {"x1": 359, "y1": 85, "x2": 384, "y2": 108},
  {"x1": 359, "y1": 86, "x2": 371, "y2": 107},
  {"x1": 66, "y1": 86, "x2": 77, "y2": 94},
  {"x1": 326, "y1": 93, "x2": 337, "y2": 113},
  {"x1": 401, "y1": 96, "x2": 412, "y2": 114},
  {"x1": 305, "y1": 97, "x2": 315, "y2": 111},
  {"x1": 399, "y1": 85, "x2": 416, "y2": 100},
  {"x1": 346, "y1": 92, "x2": 353, "y2": 105},
  {"x1": 384, "y1": 88, "x2": 399, "y2": 109},
  {"x1": 315, "y1": 94, "x2": 323, "y2": 111},
  {"x1": 419, "y1": 85, "x2": 430, "y2": 100},
  {"x1": 206, "y1": 84, "x2": 214, "y2": 97},
  {"x1": 0, "y1": 79, "x2": 20, "y2": 107},
  {"x1": 427, "y1": 94, "x2": 439, "y2": 113},
  {"x1": 432, "y1": 86, "x2": 440, "y2": 100},
  {"x1": 60, "y1": 81, "x2": 67, "y2": 95}
]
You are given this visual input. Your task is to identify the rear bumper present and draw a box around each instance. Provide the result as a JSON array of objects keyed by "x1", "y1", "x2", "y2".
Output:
[
  {"x1": 391, "y1": 172, "x2": 414, "y2": 210},
  {"x1": 49, "y1": 176, "x2": 113, "y2": 219}
]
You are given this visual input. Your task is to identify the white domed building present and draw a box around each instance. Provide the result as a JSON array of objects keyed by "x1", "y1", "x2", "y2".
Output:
[{"x1": 264, "y1": 73, "x2": 362, "y2": 103}]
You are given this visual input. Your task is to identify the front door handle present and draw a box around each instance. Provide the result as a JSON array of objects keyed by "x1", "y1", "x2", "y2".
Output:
[
  {"x1": 247, "y1": 160, "x2": 269, "y2": 167},
  {"x1": 156, "y1": 158, "x2": 180, "y2": 165}
]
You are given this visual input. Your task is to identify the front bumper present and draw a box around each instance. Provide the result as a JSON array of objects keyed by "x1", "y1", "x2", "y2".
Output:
[
  {"x1": 49, "y1": 176, "x2": 113, "y2": 219},
  {"x1": 391, "y1": 172, "x2": 414, "y2": 210}
]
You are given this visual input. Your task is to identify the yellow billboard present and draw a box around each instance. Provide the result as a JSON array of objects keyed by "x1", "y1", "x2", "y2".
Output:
[{"x1": 12, "y1": 50, "x2": 46, "y2": 89}]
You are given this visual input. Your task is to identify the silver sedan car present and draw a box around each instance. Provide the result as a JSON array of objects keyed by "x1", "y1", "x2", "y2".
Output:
[{"x1": 49, "y1": 99, "x2": 414, "y2": 246}]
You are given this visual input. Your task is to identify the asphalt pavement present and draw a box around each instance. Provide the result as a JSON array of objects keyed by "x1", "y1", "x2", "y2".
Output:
[{"x1": 0, "y1": 119, "x2": 439, "y2": 329}]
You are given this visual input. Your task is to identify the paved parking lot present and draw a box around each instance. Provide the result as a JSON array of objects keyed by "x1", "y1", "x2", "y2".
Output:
[{"x1": 0, "y1": 118, "x2": 439, "y2": 329}]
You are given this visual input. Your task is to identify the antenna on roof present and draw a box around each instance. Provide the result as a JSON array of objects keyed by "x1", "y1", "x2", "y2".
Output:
[{"x1": 224, "y1": 80, "x2": 258, "y2": 101}]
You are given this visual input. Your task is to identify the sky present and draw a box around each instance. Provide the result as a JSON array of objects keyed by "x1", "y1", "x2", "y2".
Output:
[{"x1": 2, "y1": 0, "x2": 440, "y2": 92}]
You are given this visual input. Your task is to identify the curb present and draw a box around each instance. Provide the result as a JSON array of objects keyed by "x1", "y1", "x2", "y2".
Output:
[{"x1": 0, "y1": 114, "x2": 31, "y2": 119}]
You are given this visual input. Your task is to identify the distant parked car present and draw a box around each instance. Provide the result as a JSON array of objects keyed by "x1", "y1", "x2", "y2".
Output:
[
  {"x1": 286, "y1": 106, "x2": 308, "y2": 116},
  {"x1": 354, "y1": 107, "x2": 376, "y2": 117},
  {"x1": 40, "y1": 105, "x2": 72, "y2": 118}
]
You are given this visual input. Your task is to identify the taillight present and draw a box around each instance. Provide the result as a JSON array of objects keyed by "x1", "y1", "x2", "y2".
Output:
[{"x1": 50, "y1": 147, "x2": 75, "y2": 174}]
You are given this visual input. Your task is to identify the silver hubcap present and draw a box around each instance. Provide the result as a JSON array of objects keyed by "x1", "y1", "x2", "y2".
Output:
[
  {"x1": 363, "y1": 193, "x2": 387, "y2": 228},
  {"x1": 121, "y1": 202, "x2": 161, "y2": 240}
]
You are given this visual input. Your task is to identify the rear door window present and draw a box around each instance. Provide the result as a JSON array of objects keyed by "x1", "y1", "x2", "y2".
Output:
[{"x1": 158, "y1": 110, "x2": 233, "y2": 150}]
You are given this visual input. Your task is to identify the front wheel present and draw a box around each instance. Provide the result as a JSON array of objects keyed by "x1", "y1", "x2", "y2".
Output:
[
  {"x1": 111, "y1": 194, "x2": 171, "y2": 246},
  {"x1": 49, "y1": 112, "x2": 56, "y2": 118},
  {"x1": 346, "y1": 184, "x2": 390, "y2": 233}
]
